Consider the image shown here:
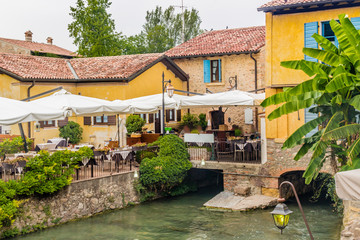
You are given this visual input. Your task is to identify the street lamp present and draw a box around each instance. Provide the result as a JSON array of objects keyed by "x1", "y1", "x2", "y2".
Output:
[
  {"x1": 162, "y1": 72, "x2": 174, "y2": 135},
  {"x1": 271, "y1": 181, "x2": 314, "y2": 240}
]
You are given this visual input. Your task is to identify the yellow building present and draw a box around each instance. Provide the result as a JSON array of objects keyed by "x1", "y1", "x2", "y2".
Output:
[
  {"x1": 0, "y1": 53, "x2": 188, "y2": 146},
  {"x1": 258, "y1": 0, "x2": 360, "y2": 141}
]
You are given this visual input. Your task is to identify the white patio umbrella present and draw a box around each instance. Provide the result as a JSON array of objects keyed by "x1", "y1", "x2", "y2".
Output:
[
  {"x1": 335, "y1": 169, "x2": 360, "y2": 200},
  {"x1": 179, "y1": 90, "x2": 265, "y2": 109},
  {"x1": 109, "y1": 100, "x2": 158, "y2": 114},
  {"x1": 121, "y1": 93, "x2": 190, "y2": 113},
  {"x1": 32, "y1": 89, "x2": 130, "y2": 116},
  {"x1": 0, "y1": 97, "x2": 68, "y2": 125}
]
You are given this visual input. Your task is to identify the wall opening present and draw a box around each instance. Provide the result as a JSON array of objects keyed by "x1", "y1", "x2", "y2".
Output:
[{"x1": 187, "y1": 168, "x2": 224, "y2": 192}]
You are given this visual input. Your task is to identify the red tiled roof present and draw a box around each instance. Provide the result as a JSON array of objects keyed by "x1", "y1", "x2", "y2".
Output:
[
  {"x1": 258, "y1": 0, "x2": 335, "y2": 11},
  {"x1": 0, "y1": 37, "x2": 76, "y2": 57},
  {"x1": 0, "y1": 54, "x2": 73, "y2": 79},
  {"x1": 0, "y1": 53, "x2": 183, "y2": 82},
  {"x1": 165, "y1": 26, "x2": 265, "y2": 58},
  {"x1": 71, "y1": 53, "x2": 163, "y2": 79}
]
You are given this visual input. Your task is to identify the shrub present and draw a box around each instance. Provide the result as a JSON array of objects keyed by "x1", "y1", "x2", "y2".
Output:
[
  {"x1": 126, "y1": 115, "x2": 145, "y2": 134},
  {"x1": 0, "y1": 137, "x2": 33, "y2": 157},
  {"x1": 180, "y1": 113, "x2": 199, "y2": 130},
  {"x1": 198, "y1": 113, "x2": 207, "y2": 131},
  {"x1": 135, "y1": 150, "x2": 157, "y2": 164},
  {"x1": 234, "y1": 129, "x2": 242, "y2": 137},
  {"x1": 59, "y1": 121, "x2": 83, "y2": 144},
  {"x1": 191, "y1": 129, "x2": 199, "y2": 134},
  {"x1": 138, "y1": 135, "x2": 191, "y2": 199}
]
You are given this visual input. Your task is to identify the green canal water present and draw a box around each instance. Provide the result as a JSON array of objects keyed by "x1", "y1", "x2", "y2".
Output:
[{"x1": 15, "y1": 187, "x2": 342, "y2": 240}]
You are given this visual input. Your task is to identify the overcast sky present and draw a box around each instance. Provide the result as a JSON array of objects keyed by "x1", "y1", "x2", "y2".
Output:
[{"x1": 0, "y1": 0, "x2": 269, "y2": 52}]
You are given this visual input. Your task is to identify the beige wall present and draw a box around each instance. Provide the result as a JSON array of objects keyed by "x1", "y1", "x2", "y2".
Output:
[
  {"x1": 0, "y1": 40, "x2": 31, "y2": 55},
  {"x1": 172, "y1": 48, "x2": 265, "y2": 133}
]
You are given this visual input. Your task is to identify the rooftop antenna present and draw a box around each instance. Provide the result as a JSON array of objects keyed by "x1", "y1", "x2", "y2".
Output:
[{"x1": 172, "y1": 0, "x2": 188, "y2": 43}]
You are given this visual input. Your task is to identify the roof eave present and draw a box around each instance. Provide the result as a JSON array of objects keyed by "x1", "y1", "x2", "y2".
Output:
[
  {"x1": 167, "y1": 49, "x2": 262, "y2": 59},
  {"x1": 257, "y1": 0, "x2": 354, "y2": 13}
]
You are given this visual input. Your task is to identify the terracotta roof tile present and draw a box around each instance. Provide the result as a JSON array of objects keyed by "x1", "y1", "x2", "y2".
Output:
[
  {"x1": 0, "y1": 37, "x2": 76, "y2": 57},
  {"x1": 258, "y1": 0, "x2": 335, "y2": 11},
  {"x1": 0, "y1": 53, "x2": 166, "y2": 81},
  {"x1": 0, "y1": 54, "x2": 73, "y2": 79},
  {"x1": 165, "y1": 26, "x2": 265, "y2": 58},
  {"x1": 71, "y1": 53, "x2": 164, "y2": 79}
]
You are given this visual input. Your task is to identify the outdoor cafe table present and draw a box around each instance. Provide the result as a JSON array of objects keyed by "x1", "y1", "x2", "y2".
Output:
[
  {"x1": 35, "y1": 143, "x2": 57, "y2": 151},
  {"x1": 111, "y1": 149, "x2": 133, "y2": 172},
  {"x1": 47, "y1": 138, "x2": 67, "y2": 148},
  {"x1": 74, "y1": 144, "x2": 94, "y2": 149}
]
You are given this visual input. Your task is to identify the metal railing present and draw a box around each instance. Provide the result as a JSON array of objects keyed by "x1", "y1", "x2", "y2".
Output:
[{"x1": 186, "y1": 140, "x2": 261, "y2": 164}]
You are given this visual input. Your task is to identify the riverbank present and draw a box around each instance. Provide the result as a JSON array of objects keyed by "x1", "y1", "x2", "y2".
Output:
[
  {"x1": 13, "y1": 186, "x2": 342, "y2": 240},
  {"x1": 1, "y1": 171, "x2": 139, "y2": 239}
]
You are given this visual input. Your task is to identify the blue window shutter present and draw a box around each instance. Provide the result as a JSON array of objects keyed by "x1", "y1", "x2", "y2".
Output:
[
  {"x1": 218, "y1": 59, "x2": 222, "y2": 82},
  {"x1": 203, "y1": 60, "x2": 211, "y2": 83},
  {"x1": 304, "y1": 22, "x2": 319, "y2": 62},
  {"x1": 305, "y1": 107, "x2": 318, "y2": 137},
  {"x1": 352, "y1": 17, "x2": 360, "y2": 30}
]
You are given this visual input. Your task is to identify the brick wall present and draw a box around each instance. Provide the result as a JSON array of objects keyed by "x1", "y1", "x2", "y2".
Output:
[{"x1": 172, "y1": 47, "x2": 265, "y2": 133}]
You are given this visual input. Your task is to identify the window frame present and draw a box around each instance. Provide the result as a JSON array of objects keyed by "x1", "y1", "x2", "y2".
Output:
[
  {"x1": 93, "y1": 115, "x2": 109, "y2": 125},
  {"x1": 42, "y1": 120, "x2": 56, "y2": 128},
  {"x1": 210, "y1": 60, "x2": 220, "y2": 82}
]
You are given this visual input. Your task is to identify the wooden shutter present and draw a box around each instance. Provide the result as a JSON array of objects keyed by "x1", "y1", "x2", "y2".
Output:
[
  {"x1": 83, "y1": 117, "x2": 91, "y2": 125},
  {"x1": 39, "y1": 121, "x2": 45, "y2": 128},
  {"x1": 352, "y1": 17, "x2": 360, "y2": 30},
  {"x1": 218, "y1": 59, "x2": 222, "y2": 82},
  {"x1": 58, "y1": 117, "x2": 68, "y2": 127},
  {"x1": 203, "y1": 60, "x2": 211, "y2": 83},
  {"x1": 108, "y1": 115, "x2": 116, "y2": 125},
  {"x1": 166, "y1": 110, "x2": 170, "y2": 122},
  {"x1": 177, "y1": 110, "x2": 181, "y2": 122},
  {"x1": 304, "y1": 22, "x2": 318, "y2": 62},
  {"x1": 149, "y1": 114, "x2": 154, "y2": 123}
]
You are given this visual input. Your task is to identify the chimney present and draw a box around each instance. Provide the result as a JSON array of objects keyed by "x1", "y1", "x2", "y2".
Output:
[
  {"x1": 25, "y1": 30, "x2": 33, "y2": 42},
  {"x1": 46, "y1": 37, "x2": 53, "y2": 45}
]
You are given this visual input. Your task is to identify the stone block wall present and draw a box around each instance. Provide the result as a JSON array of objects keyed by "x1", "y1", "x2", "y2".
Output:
[
  {"x1": 1, "y1": 172, "x2": 139, "y2": 237},
  {"x1": 172, "y1": 48, "x2": 265, "y2": 133},
  {"x1": 341, "y1": 200, "x2": 360, "y2": 240}
]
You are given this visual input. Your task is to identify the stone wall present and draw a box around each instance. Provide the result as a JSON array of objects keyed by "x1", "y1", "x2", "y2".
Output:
[
  {"x1": 172, "y1": 48, "x2": 265, "y2": 133},
  {"x1": 1, "y1": 172, "x2": 139, "y2": 237},
  {"x1": 0, "y1": 40, "x2": 31, "y2": 55},
  {"x1": 341, "y1": 200, "x2": 360, "y2": 240}
]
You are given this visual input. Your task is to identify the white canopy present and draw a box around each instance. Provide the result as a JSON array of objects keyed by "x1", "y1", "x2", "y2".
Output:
[
  {"x1": 179, "y1": 90, "x2": 265, "y2": 109},
  {"x1": 109, "y1": 100, "x2": 158, "y2": 114},
  {"x1": 335, "y1": 169, "x2": 360, "y2": 200},
  {"x1": 121, "y1": 93, "x2": 190, "y2": 112},
  {"x1": 32, "y1": 89, "x2": 130, "y2": 116},
  {"x1": 0, "y1": 97, "x2": 68, "y2": 125}
]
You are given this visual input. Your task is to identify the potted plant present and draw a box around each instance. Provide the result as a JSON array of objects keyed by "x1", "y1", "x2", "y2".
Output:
[
  {"x1": 180, "y1": 113, "x2": 199, "y2": 131},
  {"x1": 59, "y1": 121, "x2": 83, "y2": 145},
  {"x1": 126, "y1": 115, "x2": 145, "y2": 138}
]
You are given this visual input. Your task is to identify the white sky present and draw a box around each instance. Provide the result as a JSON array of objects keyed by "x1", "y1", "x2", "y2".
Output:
[{"x1": 0, "y1": 0, "x2": 270, "y2": 52}]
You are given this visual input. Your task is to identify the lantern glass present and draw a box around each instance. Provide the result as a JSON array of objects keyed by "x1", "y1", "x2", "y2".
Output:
[
  {"x1": 272, "y1": 214, "x2": 290, "y2": 230},
  {"x1": 166, "y1": 83, "x2": 175, "y2": 98}
]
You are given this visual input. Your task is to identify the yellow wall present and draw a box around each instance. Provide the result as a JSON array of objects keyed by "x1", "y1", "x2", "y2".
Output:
[
  {"x1": 265, "y1": 6, "x2": 360, "y2": 139},
  {"x1": 4, "y1": 62, "x2": 186, "y2": 146}
]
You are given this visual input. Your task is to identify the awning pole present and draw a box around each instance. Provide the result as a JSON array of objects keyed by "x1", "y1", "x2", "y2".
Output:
[
  {"x1": 18, "y1": 123, "x2": 28, "y2": 153},
  {"x1": 117, "y1": 114, "x2": 120, "y2": 148}
]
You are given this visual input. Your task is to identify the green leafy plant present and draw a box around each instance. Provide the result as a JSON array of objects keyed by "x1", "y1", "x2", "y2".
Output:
[
  {"x1": 262, "y1": 14, "x2": 360, "y2": 184},
  {"x1": 126, "y1": 115, "x2": 145, "y2": 134},
  {"x1": 137, "y1": 135, "x2": 191, "y2": 200},
  {"x1": 59, "y1": 121, "x2": 83, "y2": 144},
  {"x1": 198, "y1": 113, "x2": 207, "y2": 131},
  {"x1": 180, "y1": 113, "x2": 199, "y2": 130},
  {"x1": 234, "y1": 129, "x2": 242, "y2": 137},
  {"x1": 136, "y1": 150, "x2": 157, "y2": 164},
  {"x1": 0, "y1": 137, "x2": 33, "y2": 157}
]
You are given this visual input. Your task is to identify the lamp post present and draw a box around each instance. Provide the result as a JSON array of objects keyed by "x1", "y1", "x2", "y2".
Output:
[
  {"x1": 271, "y1": 181, "x2": 314, "y2": 240},
  {"x1": 162, "y1": 72, "x2": 174, "y2": 135}
]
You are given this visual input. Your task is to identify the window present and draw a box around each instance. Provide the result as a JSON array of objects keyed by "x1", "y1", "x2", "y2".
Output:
[
  {"x1": 94, "y1": 115, "x2": 108, "y2": 125},
  {"x1": 40, "y1": 120, "x2": 56, "y2": 128},
  {"x1": 203, "y1": 59, "x2": 221, "y2": 83},
  {"x1": 322, "y1": 21, "x2": 338, "y2": 46},
  {"x1": 166, "y1": 109, "x2": 175, "y2": 122}
]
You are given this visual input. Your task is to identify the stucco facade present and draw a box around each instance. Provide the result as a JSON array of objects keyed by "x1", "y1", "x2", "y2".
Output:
[
  {"x1": 2, "y1": 61, "x2": 187, "y2": 146},
  {"x1": 172, "y1": 48, "x2": 265, "y2": 133},
  {"x1": 264, "y1": 6, "x2": 360, "y2": 140}
]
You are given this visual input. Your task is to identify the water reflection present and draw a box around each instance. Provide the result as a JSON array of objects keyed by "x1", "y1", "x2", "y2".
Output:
[{"x1": 15, "y1": 187, "x2": 342, "y2": 240}]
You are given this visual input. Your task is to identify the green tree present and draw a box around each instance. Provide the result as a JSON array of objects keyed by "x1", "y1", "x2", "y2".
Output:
[
  {"x1": 68, "y1": 0, "x2": 122, "y2": 57},
  {"x1": 262, "y1": 14, "x2": 360, "y2": 184},
  {"x1": 59, "y1": 121, "x2": 83, "y2": 144}
]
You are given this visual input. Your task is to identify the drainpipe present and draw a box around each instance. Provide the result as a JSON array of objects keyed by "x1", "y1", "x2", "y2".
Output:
[
  {"x1": 27, "y1": 80, "x2": 35, "y2": 138},
  {"x1": 250, "y1": 52, "x2": 259, "y2": 132}
]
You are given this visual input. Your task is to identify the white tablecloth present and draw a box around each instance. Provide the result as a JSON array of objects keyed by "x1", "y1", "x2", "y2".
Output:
[
  {"x1": 111, "y1": 150, "x2": 132, "y2": 160},
  {"x1": 36, "y1": 143, "x2": 57, "y2": 150},
  {"x1": 74, "y1": 144, "x2": 94, "y2": 149}
]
